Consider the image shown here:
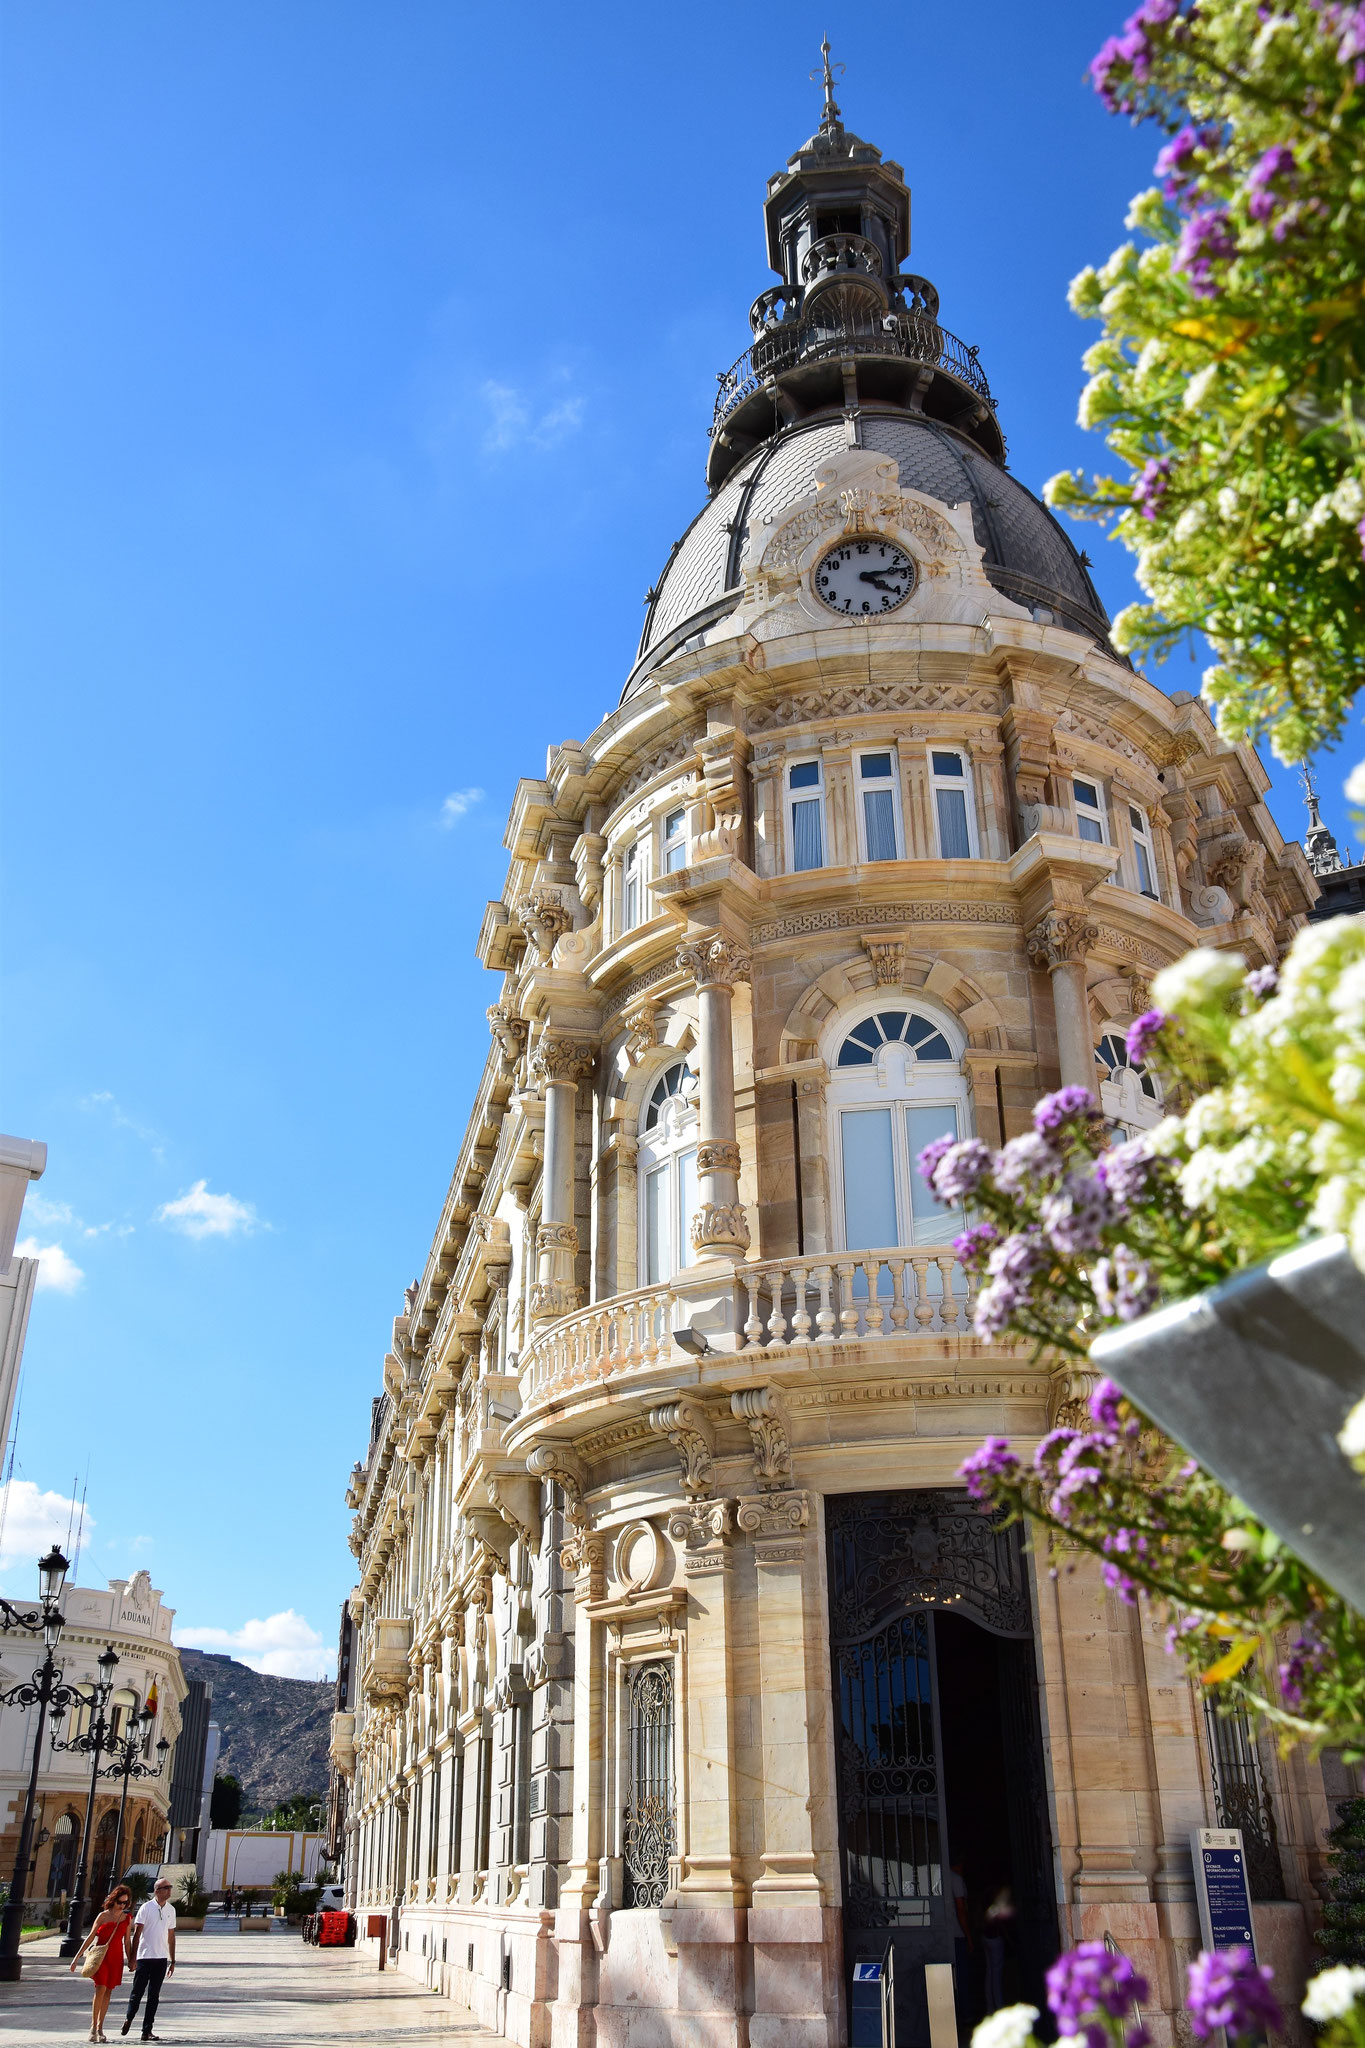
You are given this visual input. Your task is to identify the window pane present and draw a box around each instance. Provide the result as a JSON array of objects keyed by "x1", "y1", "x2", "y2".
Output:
[
  {"x1": 791, "y1": 798, "x2": 823, "y2": 871},
  {"x1": 935, "y1": 786, "x2": 971, "y2": 859},
  {"x1": 676, "y1": 1148, "x2": 698, "y2": 1269},
  {"x1": 789, "y1": 760, "x2": 820, "y2": 789},
  {"x1": 1074, "y1": 779, "x2": 1099, "y2": 807},
  {"x1": 861, "y1": 753, "x2": 893, "y2": 780},
  {"x1": 665, "y1": 807, "x2": 684, "y2": 835},
  {"x1": 931, "y1": 752, "x2": 963, "y2": 777},
  {"x1": 1135, "y1": 840, "x2": 1156, "y2": 894},
  {"x1": 644, "y1": 1167, "x2": 666, "y2": 1285},
  {"x1": 841, "y1": 1110, "x2": 898, "y2": 1248},
  {"x1": 1128, "y1": 805, "x2": 1143, "y2": 830},
  {"x1": 665, "y1": 842, "x2": 686, "y2": 873},
  {"x1": 1077, "y1": 815, "x2": 1103, "y2": 845},
  {"x1": 863, "y1": 787, "x2": 898, "y2": 862},
  {"x1": 624, "y1": 877, "x2": 639, "y2": 926},
  {"x1": 907, "y1": 1105, "x2": 961, "y2": 1240}
]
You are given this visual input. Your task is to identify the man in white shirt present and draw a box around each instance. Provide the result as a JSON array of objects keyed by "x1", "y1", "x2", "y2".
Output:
[{"x1": 121, "y1": 1878, "x2": 176, "y2": 2041}]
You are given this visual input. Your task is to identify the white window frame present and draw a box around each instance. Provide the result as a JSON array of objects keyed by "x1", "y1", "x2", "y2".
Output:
[
  {"x1": 823, "y1": 999, "x2": 973, "y2": 1254},
  {"x1": 637, "y1": 1061, "x2": 700, "y2": 1286},
  {"x1": 1096, "y1": 1031, "x2": 1164, "y2": 1137},
  {"x1": 662, "y1": 805, "x2": 687, "y2": 874},
  {"x1": 621, "y1": 838, "x2": 643, "y2": 933},
  {"x1": 1072, "y1": 775, "x2": 1108, "y2": 846},
  {"x1": 855, "y1": 748, "x2": 904, "y2": 863},
  {"x1": 1126, "y1": 801, "x2": 1160, "y2": 900},
  {"x1": 786, "y1": 756, "x2": 826, "y2": 873},
  {"x1": 927, "y1": 747, "x2": 979, "y2": 860}
]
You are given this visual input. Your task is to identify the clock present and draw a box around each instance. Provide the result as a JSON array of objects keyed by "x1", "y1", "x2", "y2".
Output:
[{"x1": 814, "y1": 536, "x2": 916, "y2": 616}]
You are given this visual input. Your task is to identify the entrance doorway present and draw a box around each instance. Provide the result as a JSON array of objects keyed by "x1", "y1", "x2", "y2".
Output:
[{"x1": 827, "y1": 1490, "x2": 1059, "y2": 2048}]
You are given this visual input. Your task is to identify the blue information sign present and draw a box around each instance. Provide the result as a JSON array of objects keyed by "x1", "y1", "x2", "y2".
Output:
[{"x1": 1192, "y1": 1828, "x2": 1257, "y2": 1955}]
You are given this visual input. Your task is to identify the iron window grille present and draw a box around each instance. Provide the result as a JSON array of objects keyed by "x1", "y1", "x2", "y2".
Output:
[
  {"x1": 623, "y1": 1660, "x2": 676, "y2": 1908},
  {"x1": 1203, "y1": 1691, "x2": 1286, "y2": 1900}
]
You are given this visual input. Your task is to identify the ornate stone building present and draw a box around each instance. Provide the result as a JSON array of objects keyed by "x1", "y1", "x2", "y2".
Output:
[{"x1": 337, "y1": 66, "x2": 1333, "y2": 2048}]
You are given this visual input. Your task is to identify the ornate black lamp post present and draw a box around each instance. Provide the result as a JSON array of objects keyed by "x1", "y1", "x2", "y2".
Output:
[
  {"x1": 54, "y1": 1641, "x2": 121, "y2": 1957},
  {"x1": 0, "y1": 1545, "x2": 73, "y2": 1982},
  {"x1": 105, "y1": 1703, "x2": 171, "y2": 1882}
]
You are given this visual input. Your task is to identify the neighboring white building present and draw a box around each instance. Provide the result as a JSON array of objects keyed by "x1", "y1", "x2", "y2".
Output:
[
  {"x1": 0, "y1": 1570, "x2": 187, "y2": 1909},
  {"x1": 202, "y1": 1827, "x2": 327, "y2": 1892},
  {"x1": 0, "y1": 1134, "x2": 47, "y2": 1458}
]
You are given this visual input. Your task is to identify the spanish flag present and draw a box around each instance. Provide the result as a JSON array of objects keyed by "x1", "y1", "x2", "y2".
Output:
[{"x1": 145, "y1": 1681, "x2": 158, "y2": 1717}]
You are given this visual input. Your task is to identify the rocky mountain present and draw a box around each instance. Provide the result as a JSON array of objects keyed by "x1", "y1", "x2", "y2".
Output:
[{"x1": 178, "y1": 1648, "x2": 332, "y2": 1815}]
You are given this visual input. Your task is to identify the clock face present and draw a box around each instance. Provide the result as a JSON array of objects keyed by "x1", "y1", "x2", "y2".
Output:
[{"x1": 814, "y1": 537, "x2": 916, "y2": 616}]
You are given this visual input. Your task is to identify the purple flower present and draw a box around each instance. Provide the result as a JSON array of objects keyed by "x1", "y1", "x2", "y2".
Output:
[
  {"x1": 1133, "y1": 457, "x2": 1172, "y2": 521},
  {"x1": 1316, "y1": 0, "x2": 1365, "y2": 76},
  {"x1": 1125, "y1": 1009, "x2": 1167, "y2": 1063},
  {"x1": 1245, "y1": 964, "x2": 1278, "y2": 997},
  {"x1": 1041, "y1": 1172, "x2": 1114, "y2": 1253},
  {"x1": 973, "y1": 1235, "x2": 1048, "y2": 1340},
  {"x1": 1093, "y1": 1245, "x2": 1158, "y2": 1323},
  {"x1": 1246, "y1": 144, "x2": 1296, "y2": 223},
  {"x1": 928, "y1": 1137, "x2": 994, "y2": 1205},
  {"x1": 1278, "y1": 1621, "x2": 1325, "y2": 1712},
  {"x1": 993, "y1": 1130, "x2": 1061, "y2": 1195},
  {"x1": 1174, "y1": 207, "x2": 1237, "y2": 298},
  {"x1": 1097, "y1": 1137, "x2": 1156, "y2": 1211},
  {"x1": 1034, "y1": 1426, "x2": 1084, "y2": 1471},
  {"x1": 1090, "y1": 1377, "x2": 1125, "y2": 1432},
  {"x1": 953, "y1": 1221, "x2": 1000, "y2": 1271},
  {"x1": 916, "y1": 1136, "x2": 956, "y2": 1185},
  {"x1": 1186, "y1": 1950, "x2": 1282, "y2": 2043},
  {"x1": 1090, "y1": 0, "x2": 1181, "y2": 109},
  {"x1": 1358, "y1": 512, "x2": 1365, "y2": 562},
  {"x1": 1101, "y1": 1559, "x2": 1139, "y2": 1602},
  {"x1": 1047, "y1": 1942, "x2": 1150, "y2": 2041},
  {"x1": 959, "y1": 1436, "x2": 1020, "y2": 1499},
  {"x1": 1154, "y1": 122, "x2": 1220, "y2": 199},
  {"x1": 1034, "y1": 1085, "x2": 1100, "y2": 1136}
]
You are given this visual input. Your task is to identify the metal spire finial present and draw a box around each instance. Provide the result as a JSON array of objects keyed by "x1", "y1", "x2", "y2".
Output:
[
  {"x1": 1300, "y1": 758, "x2": 1324, "y2": 829},
  {"x1": 810, "y1": 35, "x2": 845, "y2": 129},
  {"x1": 1300, "y1": 758, "x2": 1345, "y2": 876}
]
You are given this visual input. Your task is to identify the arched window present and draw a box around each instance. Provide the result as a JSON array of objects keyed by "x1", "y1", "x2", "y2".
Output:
[
  {"x1": 1095, "y1": 1031, "x2": 1163, "y2": 1137},
  {"x1": 638, "y1": 1060, "x2": 699, "y2": 1285},
  {"x1": 109, "y1": 1689, "x2": 138, "y2": 1742},
  {"x1": 828, "y1": 1006, "x2": 971, "y2": 1253},
  {"x1": 46, "y1": 1811, "x2": 77, "y2": 1898},
  {"x1": 623, "y1": 1661, "x2": 675, "y2": 1908}
]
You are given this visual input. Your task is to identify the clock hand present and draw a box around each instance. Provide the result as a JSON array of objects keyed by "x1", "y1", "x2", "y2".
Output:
[{"x1": 859, "y1": 569, "x2": 908, "y2": 590}]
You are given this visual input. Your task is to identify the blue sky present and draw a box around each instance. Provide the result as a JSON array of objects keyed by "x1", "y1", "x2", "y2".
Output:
[{"x1": 2, "y1": 1, "x2": 1356, "y2": 1681}]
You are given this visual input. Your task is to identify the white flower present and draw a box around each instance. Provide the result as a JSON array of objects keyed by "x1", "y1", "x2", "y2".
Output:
[
  {"x1": 1330, "y1": 476, "x2": 1365, "y2": 523},
  {"x1": 1184, "y1": 1090, "x2": 1237, "y2": 1146},
  {"x1": 1146, "y1": 1115, "x2": 1187, "y2": 1158},
  {"x1": 1344, "y1": 761, "x2": 1365, "y2": 807},
  {"x1": 1153, "y1": 948, "x2": 1247, "y2": 1015},
  {"x1": 1078, "y1": 375, "x2": 1117, "y2": 430},
  {"x1": 1339, "y1": 1397, "x2": 1365, "y2": 1468},
  {"x1": 1217, "y1": 486, "x2": 1240, "y2": 520},
  {"x1": 1183, "y1": 364, "x2": 1219, "y2": 413},
  {"x1": 1174, "y1": 504, "x2": 1207, "y2": 542},
  {"x1": 1302, "y1": 1966, "x2": 1365, "y2": 2023},
  {"x1": 1309, "y1": 1172, "x2": 1357, "y2": 1237},
  {"x1": 971, "y1": 2006, "x2": 1040, "y2": 2048}
]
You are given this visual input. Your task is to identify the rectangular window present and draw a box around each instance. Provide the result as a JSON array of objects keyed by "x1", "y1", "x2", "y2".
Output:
[
  {"x1": 512, "y1": 1700, "x2": 532, "y2": 1867},
  {"x1": 929, "y1": 750, "x2": 974, "y2": 859},
  {"x1": 663, "y1": 807, "x2": 687, "y2": 873},
  {"x1": 1074, "y1": 777, "x2": 1107, "y2": 845},
  {"x1": 644, "y1": 1151, "x2": 698, "y2": 1286},
  {"x1": 788, "y1": 758, "x2": 824, "y2": 872},
  {"x1": 1128, "y1": 803, "x2": 1159, "y2": 899},
  {"x1": 906, "y1": 1104, "x2": 961, "y2": 1243},
  {"x1": 841, "y1": 1108, "x2": 898, "y2": 1248},
  {"x1": 644, "y1": 1165, "x2": 666, "y2": 1286},
  {"x1": 449, "y1": 1746, "x2": 465, "y2": 1875},
  {"x1": 475, "y1": 1734, "x2": 492, "y2": 1872},
  {"x1": 677, "y1": 1147, "x2": 698, "y2": 1273},
  {"x1": 622, "y1": 842, "x2": 641, "y2": 931},
  {"x1": 858, "y1": 751, "x2": 901, "y2": 862}
]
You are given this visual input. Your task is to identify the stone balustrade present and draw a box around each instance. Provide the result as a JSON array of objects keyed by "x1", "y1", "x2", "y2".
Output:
[{"x1": 519, "y1": 1281, "x2": 682, "y2": 1407}]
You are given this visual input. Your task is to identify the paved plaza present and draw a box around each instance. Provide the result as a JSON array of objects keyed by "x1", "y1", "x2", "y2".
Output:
[{"x1": 0, "y1": 1932, "x2": 512, "y2": 2047}]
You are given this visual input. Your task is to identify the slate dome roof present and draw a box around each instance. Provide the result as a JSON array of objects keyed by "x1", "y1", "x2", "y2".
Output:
[{"x1": 624, "y1": 410, "x2": 1116, "y2": 702}]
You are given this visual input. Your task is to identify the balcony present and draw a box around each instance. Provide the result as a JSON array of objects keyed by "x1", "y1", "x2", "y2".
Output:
[
  {"x1": 361, "y1": 1617, "x2": 412, "y2": 1705},
  {"x1": 518, "y1": 1247, "x2": 977, "y2": 1419}
]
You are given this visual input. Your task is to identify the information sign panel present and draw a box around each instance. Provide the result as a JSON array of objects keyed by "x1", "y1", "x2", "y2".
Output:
[{"x1": 1192, "y1": 1827, "x2": 1257, "y2": 1956}]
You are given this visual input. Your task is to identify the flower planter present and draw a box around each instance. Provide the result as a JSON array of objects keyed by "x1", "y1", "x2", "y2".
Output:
[
  {"x1": 240, "y1": 1916, "x2": 271, "y2": 1932},
  {"x1": 177, "y1": 1918, "x2": 205, "y2": 1932},
  {"x1": 1091, "y1": 1232, "x2": 1365, "y2": 1611}
]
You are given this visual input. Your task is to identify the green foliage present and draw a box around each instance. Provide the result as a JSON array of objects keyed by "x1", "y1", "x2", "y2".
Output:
[
  {"x1": 1322, "y1": 1798, "x2": 1365, "y2": 1967},
  {"x1": 261, "y1": 1791, "x2": 323, "y2": 1833},
  {"x1": 209, "y1": 1772, "x2": 242, "y2": 1829},
  {"x1": 176, "y1": 1871, "x2": 209, "y2": 1917},
  {"x1": 1046, "y1": 0, "x2": 1365, "y2": 760},
  {"x1": 124, "y1": 1870, "x2": 153, "y2": 1906},
  {"x1": 269, "y1": 1868, "x2": 321, "y2": 1916}
]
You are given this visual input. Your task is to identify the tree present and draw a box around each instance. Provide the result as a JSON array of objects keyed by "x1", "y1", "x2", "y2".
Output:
[
  {"x1": 1045, "y1": 0, "x2": 1365, "y2": 762},
  {"x1": 1320, "y1": 1797, "x2": 1365, "y2": 1966},
  {"x1": 209, "y1": 1773, "x2": 242, "y2": 1829}
]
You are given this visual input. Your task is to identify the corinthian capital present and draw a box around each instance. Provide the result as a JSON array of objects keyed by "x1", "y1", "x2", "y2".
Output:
[
  {"x1": 530, "y1": 1034, "x2": 596, "y2": 1084},
  {"x1": 676, "y1": 934, "x2": 751, "y2": 991},
  {"x1": 1026, "y1": 911, "x2": 1098, "y2": 971}
]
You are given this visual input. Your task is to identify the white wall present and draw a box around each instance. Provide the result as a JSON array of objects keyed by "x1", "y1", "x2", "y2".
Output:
[{"x1": 204, "y1": 1828, "x2": 327, "y2": 1891}]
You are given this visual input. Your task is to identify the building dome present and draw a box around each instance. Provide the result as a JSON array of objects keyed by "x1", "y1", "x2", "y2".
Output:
[{"x1": 627, "y1": 409, "x2": 1116, "y2": 698}]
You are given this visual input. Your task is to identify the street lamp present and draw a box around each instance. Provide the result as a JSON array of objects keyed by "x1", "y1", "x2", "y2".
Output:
[
  {"x1": 106, "y1": 1699, "x2": 172, "y2": 1883},
  {"x1": 54, "y1": 1643, "x2": 121, "y2": 1958},
  {"x1": 0, "y1": 1545, "x2": 71, "y2": 1983}
]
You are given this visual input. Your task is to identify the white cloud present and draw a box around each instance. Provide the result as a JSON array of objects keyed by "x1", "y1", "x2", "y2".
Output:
[
  {"x1": 480, "y1": 378, "x2": 584, "y2": 455},
  {"x1": 0, "y1": 1481, "x2": 95, "y2": 1579},
  {"x1": 155, "y1": 1180, "x2": 260, "y2": 1240},
  {"x1": 24, "y1": 1196, "x2": 74, "y2": 1228},
  {"x1": 13, "y1": 1237, "x2": 85, "y2": 1294},
  {"x1": 438, "y1": 787, "x2": 484, "y2": 828},
  {"x1": 81, "y1": 1091, "x2": 165, "y2": 1158},
  {"x1": 176, "y1": 1609, "x2": 332, "y2": 1680}
]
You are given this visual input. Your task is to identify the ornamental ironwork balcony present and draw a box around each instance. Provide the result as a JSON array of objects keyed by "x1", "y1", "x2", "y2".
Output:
[{"x1": 714, "y1": 309, "x2": 993, "y2": 435}]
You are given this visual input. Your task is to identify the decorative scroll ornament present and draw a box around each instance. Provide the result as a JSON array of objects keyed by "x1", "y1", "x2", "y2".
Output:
[
  {"x1": 730, "y1": 1385, "x2": 793, "y2": 1490},
  {"x1": 689, "y1": 1200, "x2": 751, "y2": 1254},
  {"x1": 647, "y1": 1397, "x2": 716, "y2": 1497},
  {"x1": 560, "y1": 1528, "x2": 606, "y2": 1601},
  {"x1": 623, "y1": 1004, "x2": 659, "y2": 1065},
  {"x1": 526, "y1": 1443, "x2": 589, "y2": 1530},
  {"x1": 676, "y1": 935, "x2": 752, "y2": 991},
  {"x1": 487, "y1": 1003, "x2": 528, "y2": 1070},
  {"x1": 736, "y1": 1490, "x2": 810, "y2": 1563},
  {"x1": 530, "y1": 1034, "x2": 596, "y2": 1085},
  {"x1": 516, "y1": 890, "x2": 573, "y2": 963},
  {"x1": 666, "y1": 1497, "x2": 733, "y2": 1561},
  {"x1": 861, "y1": 936, "x2": 907, "y2": 986},
  {"x1": 1026, "y1": 911, "x2": 1099, "y2": 971},
  {"x1": 536, "y1": 1221, "x2": 579, "y2": 1256},
  {"x1": 697, "y1": 1140, "x2": 741, "y2": 1174},
  {"x1": 530, "y1": 1278, "x2": 582, "y2": 1321}
]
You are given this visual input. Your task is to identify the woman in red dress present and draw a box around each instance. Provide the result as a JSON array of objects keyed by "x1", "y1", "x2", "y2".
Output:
[{"x1": 69, "y1": 1886, "x2": 133, "y2": 2043}]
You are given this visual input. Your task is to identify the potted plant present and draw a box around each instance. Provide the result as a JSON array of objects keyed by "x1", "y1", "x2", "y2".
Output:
[{"x1": 175, "y1": 1872, "x2": 208, "y2": 1931}]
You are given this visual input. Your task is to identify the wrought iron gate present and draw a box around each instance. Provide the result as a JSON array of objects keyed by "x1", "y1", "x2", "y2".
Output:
[{"x1": 623, "y1": 1660, "x2": 675, "y2": 1907}]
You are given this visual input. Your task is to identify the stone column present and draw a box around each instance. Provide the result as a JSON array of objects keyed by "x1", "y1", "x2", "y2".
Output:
[
  {"x1": 676, "y1": 935, "x2": 751, "y2": 1259},
  {"x1": 1026, "y1": 912, "x2": 1099, "y2": 1092},
  {"x1": 550, "y1": 1526, "x2": 606, "y2": 2048},
  {"x1": 530, "y1": 1035, "x2": 595, "y2": 1324}
]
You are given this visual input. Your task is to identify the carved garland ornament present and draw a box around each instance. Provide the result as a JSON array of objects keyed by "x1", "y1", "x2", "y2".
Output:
[
  {"x1": 531, "y1": 1035, "x2": 596, "y2": 1085},
  {"x1": 690, "y1": 1201, "x2": 750, "y2": 1255},
  {"x1": 697, "y1": 1140, "x2": 741, "y2": 1174},
  {"x1": 1026, "y1": 912, "x2": 1098, "y2": 971},
  {"x1": 676, "y1": 935, "x2": 752, "y2": 991}
]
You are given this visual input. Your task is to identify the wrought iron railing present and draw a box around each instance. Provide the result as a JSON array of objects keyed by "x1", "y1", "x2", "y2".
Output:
[{"x1": 713, "y1": 310, "x2": 994, "y2": 435}]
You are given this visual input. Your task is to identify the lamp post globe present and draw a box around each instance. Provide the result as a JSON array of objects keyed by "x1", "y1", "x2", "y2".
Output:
[
  {"x1": 36, "y1": 1545, "x2": 69, "y2": 1606},
  {"x1": 0, "y1": 1551, "x2": 85, "y2": 1980}
]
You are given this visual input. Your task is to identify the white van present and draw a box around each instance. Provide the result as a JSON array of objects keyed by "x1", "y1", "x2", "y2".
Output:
[{"x1": 316, "y1": 1884, "x2": 346, "y2": 1912}]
